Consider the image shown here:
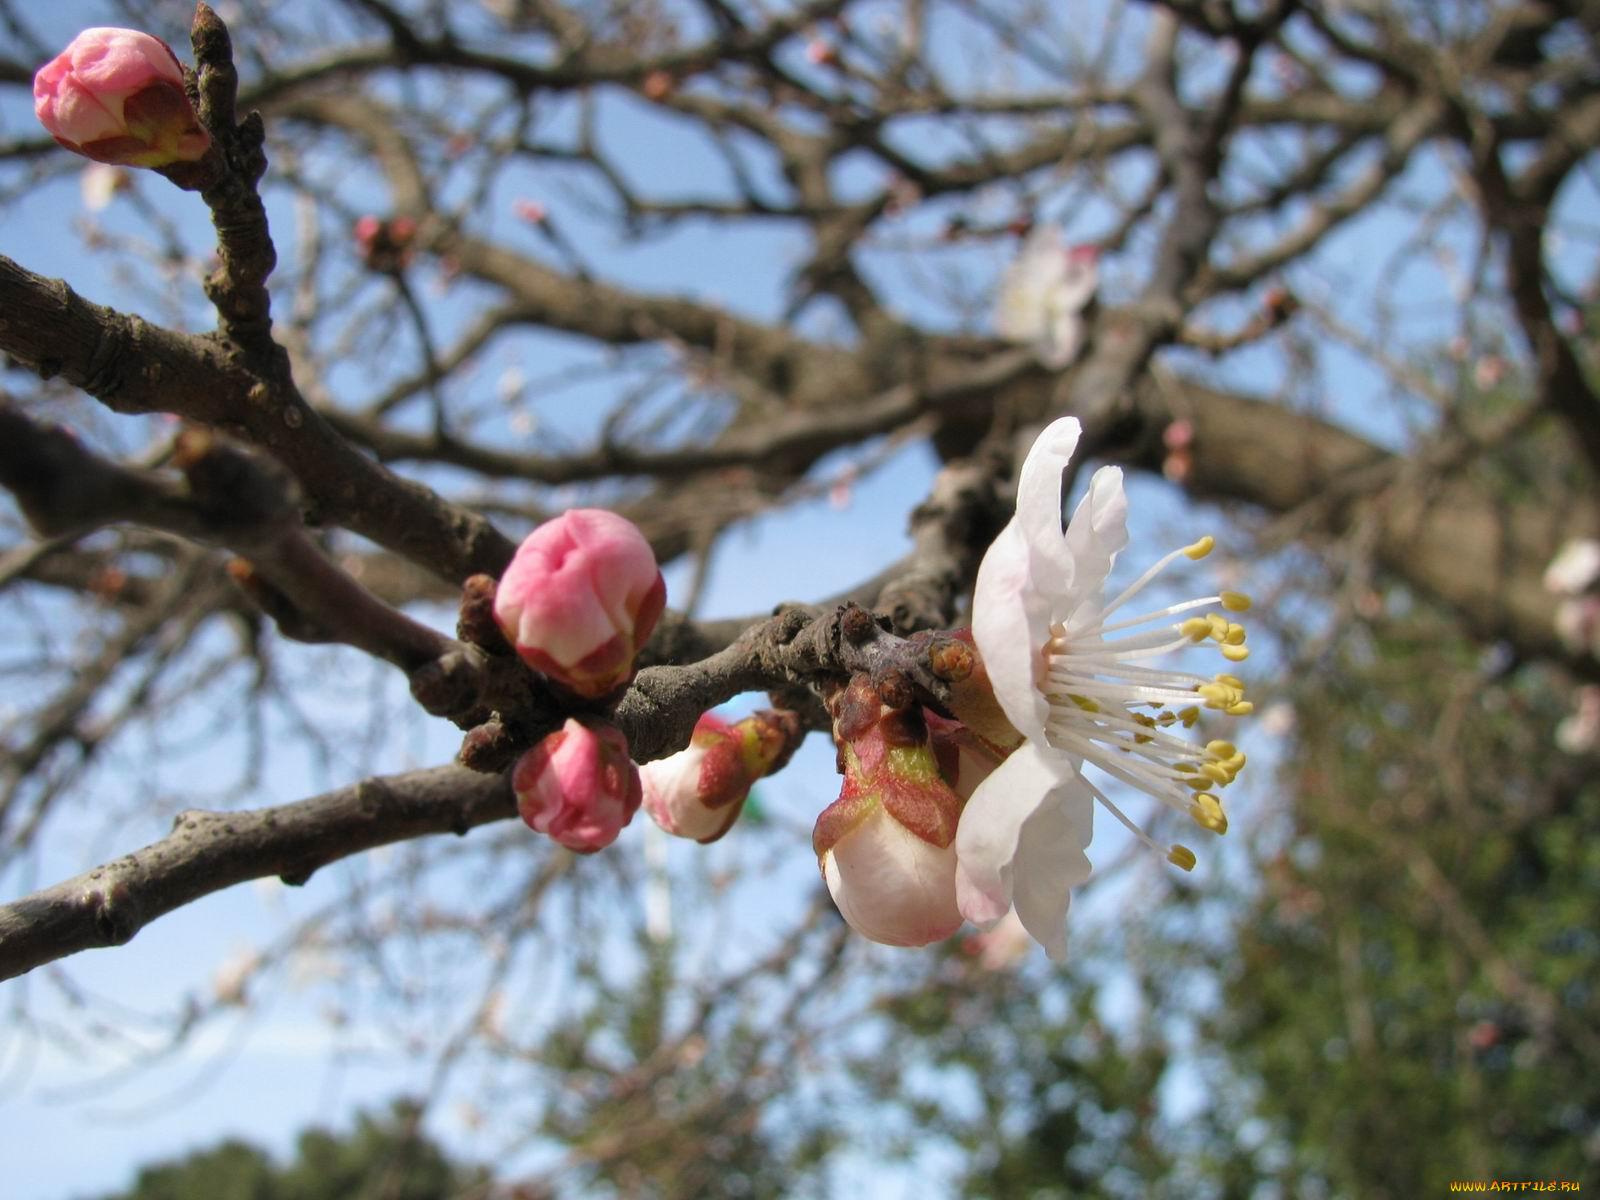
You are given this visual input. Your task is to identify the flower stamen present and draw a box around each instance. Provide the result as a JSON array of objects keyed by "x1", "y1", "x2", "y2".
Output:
[{"x1": 1037, "y1": 534, "x2": 1254, "y2": 873}]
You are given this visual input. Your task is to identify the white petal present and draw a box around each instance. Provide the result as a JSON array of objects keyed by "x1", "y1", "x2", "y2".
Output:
[
  {"x1": 972, "y1": 519, "x2": 1051, "y2": 742},
  {"x1": 640, "y1": 747, "x2": 721, "y2": 839},
  {"x1": 1061, "y1": 465, "x2": 1128, "y2": 623},
  {"x1": 1545, "y1": 539, "x2": 1600, "y2": 596},
  {"x1": 1010, "y1": 782, "x2": 1094, "y2": 961},
  {"x1": 1014, "y1": 415, "x2": 1082, "y2": 598},
  {"x1": 953, "y1": 741, "x2": 1075, "y2": 924},
  {"x1": 824, "y1": 806, "x2": 963, "y2": 947},
  {"x1": 1056, "y1": 254, "x2": 1099, "y2": 312},
  {"x1": 1037, "y1": 309, "x2": 1083, "y2": 370},
  {"x1": 995, "y1": 227, "x2": 1069, "y2": 344}
]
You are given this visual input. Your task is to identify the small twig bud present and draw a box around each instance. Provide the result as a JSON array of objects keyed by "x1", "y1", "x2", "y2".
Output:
[
  {"x1": 926, "y1": 635, "x2": 974, "y2": 683},
  {"x1": 458, "y1": 718, "x2": 525, "y2": 774},
  {"x1": 840, "y1": 603, "x2": 877, "y2": 644},
  {"x1": 408, "y1": 652, "x2": 481, "y2": 719},
  {"x1": 458, "y1": 573, "x2": 512, "y2": 654},
  {"x1": 875, "y1": 668, "x2": 914, "y2": 712}
]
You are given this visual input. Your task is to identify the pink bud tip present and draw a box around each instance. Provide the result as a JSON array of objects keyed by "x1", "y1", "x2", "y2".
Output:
[
  {"x1": 805, "y1": 38, "x2": 836, "y2": 65},
  {"x1": 513, "y1": 718, "x2": 641, "y2": 853},
  {"x1": 33, "y1": 28, "x2": 210, "y2": 169},
  {"x1": 514, "y1": 199, "x2": 548, "y2": 224},
  {"x1": 1162, "y1": 419, "x2": 1195, "y2": 450},
  {"x1": 493, "y1": 509, "x2": 666, "y2": 699}
]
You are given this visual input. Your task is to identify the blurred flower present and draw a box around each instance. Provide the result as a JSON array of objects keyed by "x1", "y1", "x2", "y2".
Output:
[
  {"x1": 962, "y1": 909, "x2": 1032, "y2": 970},
  {"x1": 1556, "y1": 686, "x2": 1600, "y2": 754},
  {"x1": 805, "y1": 37, "x2": 838, "y2": 66},
  {"x1": 1162, "y1": 418, "x2": 1194, "y2": 483},
  {"x1": 1555, "y1": 596, "x2": 1600, "y2": 657},
  {"x1": 79, "y1": 162, "x2": 129, "y2": 211},
  {"x1": 641, "y1": 70, "x2": 675, "y2": 100},
  {"x1": 513, "y1": 718, "x2": 642, "y2": 852},
  {"x1": 513, "y1": 199, "x2": 547, "y2": 225},
  {"x1": 1544, "y1": 539, "x2": 1600, "y2": 596},
  {"x1": 995, "y1": 227, "x2": 1099, "y2": 369},
  {"x1": 642, "y1": 709, "x2": 803, "y2": 843},
  {"x1": 34, "y1": 28, "x2": 209, "y2": 169},
  {"x1": 494, "y1": 508, "x2": 667, "y2": 698},
  {"x1": 354, "y1": 214, "x2": 418, "y2": 271},
  {"x1": 1473, "y1": 354, "x2": 1507, "y2": 390},
  {"x1": 815, "y1": 676, "x2": 964, "y2": 948},
  {"x1": 956, "y1": 416, "x2": 1253, "y2": 959},
  {"x1": 212, "y1": 945, "x2": 262, "y2": 1007}
]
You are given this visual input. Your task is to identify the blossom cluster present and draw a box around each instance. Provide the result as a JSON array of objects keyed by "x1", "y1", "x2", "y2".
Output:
[
  {"x1": 814, "y1": 416, "x2": 1254, "y2": 958},
  {"x1": 29, "y1": 23, "x2": 1254, "y2": 956}
]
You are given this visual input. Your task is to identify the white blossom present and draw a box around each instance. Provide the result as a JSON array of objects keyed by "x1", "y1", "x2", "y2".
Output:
[{"x1": 956, "y1": 416, "x2": 1253, "y2": 959}]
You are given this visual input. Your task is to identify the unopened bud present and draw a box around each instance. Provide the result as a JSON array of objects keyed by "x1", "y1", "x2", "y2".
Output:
[
  {"x1": 493, "y1": 508, "x2": 666, "y2": 699},
  {"x1": 512, "y1": 718, "x2": 641, "y2": 853},
  {"x1": 815, "y1": 680, "x2": 964, "y2": 948},
  {"x1": 641, "y1": 709, "x2": 803, "y2": 843},
  {"x1": 34, "y1": 27, "x2": 211, "y2": 170}
]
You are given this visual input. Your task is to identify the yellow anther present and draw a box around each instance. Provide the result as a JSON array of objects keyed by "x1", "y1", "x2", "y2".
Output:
[
  {"x1": 1226, "y1": 751, "x2": 1247, "y2": 772},
  {"x1": 1224, "y1": 624, "x2": 1247, "y2": 646},
  {"x1": 1157, "y1": 711, "x2": 1177, "y2": 726},
  {"x1": 1135, "y1": 733, "x2": 1153, "y2": 745},
  {"x1": 1185, "y1": 776, "x2": 1211, "y2": 791},
  {"x1": 1201, "y1": 762, "x2": 1232, "y2": 786},
  {"x1": 1221, "y1": 643, "x2": 1251, "y2": 662},
  {"x1": 1206, "y1": 740, "x2": 1237, "y2": 759},
  {"x1": 1226, "y1": 701, "x2": 1254, "y2": 716},
  {"x1": 1183, "y1": 536, "x2": 1215, "y2": 561},
  {"x1": 1216, "y1": 674, "x2": 1245, "y2": 689},
  {"x1": 1168, "y1": 844, "x2": 1197, "y2": 871},
  {"x1": 1191, "y1": 793, "x2": 1228, "y2": 834},
  {"x1": 1220, "y1": 591, "x2": 1252, "y2": 612},
  {"x1": 1179, "y1": 706, "x2": 1200, "y2": 727},
  {"x1": 1206, "y1": 613, "x2": 1229, "y2": 639},
  {"x1": 1197, "y1": 684, "x2": 1238, "y2": 707},
  {"x1": 1175, "y1": 762, "x2": 1199, "y2": 774},
  {"x1": 1179, "y1": 617, "x2": 1212, "y2": 642}
]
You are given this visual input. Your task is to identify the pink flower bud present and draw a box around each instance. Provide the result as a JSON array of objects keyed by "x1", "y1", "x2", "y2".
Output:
[
  {"x1": 816, "y1": 780, "x2": 964, "y2": 948},
  {"x1": 512, "y1": 718, "x2": 641, "y2": 852},
  {"x1": 494, "y1": 509, "x2": 667, "y2": 699},
  {"x1": 815, "y1": 677, "x2": 965, "y2": 948},
  {"x1": 642, "y1": 709, "x2": 803, "y2": 843},
  {"x1": 34, "y1": 28, "x2": 210, "y2": 169}
]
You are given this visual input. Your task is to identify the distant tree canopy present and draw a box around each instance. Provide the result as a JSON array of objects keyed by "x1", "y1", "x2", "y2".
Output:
[{"x1": 96, "y1": 1103, "x2": 487, "y2": 1200}]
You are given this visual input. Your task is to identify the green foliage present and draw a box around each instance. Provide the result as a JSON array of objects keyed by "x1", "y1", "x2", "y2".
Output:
[
  {"x1": 1209, "y1": 603, "x2": 1600, "y2": 1195},
  {"x1": 95, "y1": 1102, "x2": 488, "y2": 1200}
]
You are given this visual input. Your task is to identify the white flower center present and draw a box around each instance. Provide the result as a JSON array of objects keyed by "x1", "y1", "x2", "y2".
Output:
[{"x1": 1038, "y1": 535, "x2": 1252, "y2": 871}]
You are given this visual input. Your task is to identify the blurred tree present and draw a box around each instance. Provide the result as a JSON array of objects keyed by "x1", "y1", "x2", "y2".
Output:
[{"x1": 99, "y1": 1103, "x2": 487, "y2": 1200}]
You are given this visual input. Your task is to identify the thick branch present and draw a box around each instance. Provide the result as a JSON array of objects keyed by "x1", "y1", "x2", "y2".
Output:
[
  {"x1": 0, "y1": 253, "x2": 516, "y2": 583},
  {"x1": 0, "y1": 405, "x2": 454, "y2": 671},
  {"x1": 0, "y1": 764, "x2": 514, "y2": 981}
]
